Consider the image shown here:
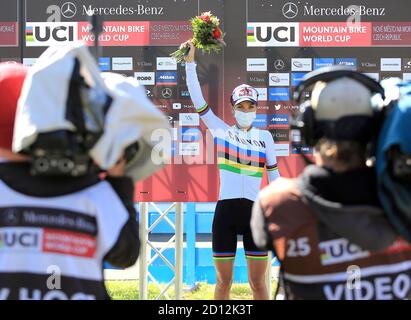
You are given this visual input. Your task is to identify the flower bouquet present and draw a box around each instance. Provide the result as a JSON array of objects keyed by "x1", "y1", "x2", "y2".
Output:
[{"x1": 170, "y1": 11, "x2": 226, "y2": 63}]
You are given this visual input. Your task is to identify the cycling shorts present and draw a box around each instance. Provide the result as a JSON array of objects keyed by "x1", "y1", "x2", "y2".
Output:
[{"x1": 212, "y1": 198, "x2": 268, "y2": 262}]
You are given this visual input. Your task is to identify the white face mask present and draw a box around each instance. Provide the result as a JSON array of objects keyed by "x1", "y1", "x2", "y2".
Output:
[{"x1": 234, "y1": 110, "x2": 256, "y2": 128}]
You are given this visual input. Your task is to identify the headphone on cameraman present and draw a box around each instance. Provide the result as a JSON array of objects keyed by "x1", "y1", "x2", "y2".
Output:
[{"x1": 292, "y1": 66, "x2": 386, "y2": 147}]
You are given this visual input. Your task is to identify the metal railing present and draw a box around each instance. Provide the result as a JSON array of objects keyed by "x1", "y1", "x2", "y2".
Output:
[
  {"x1": 139, "y1": 202, "x2": 276, "y2": 300},
  {"x1": 138, "y1": 202, "x2": 184, "y2": 300}
]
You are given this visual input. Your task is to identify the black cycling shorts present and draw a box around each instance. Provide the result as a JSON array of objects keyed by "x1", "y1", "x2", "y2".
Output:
[{"x1": 212, "y1": 198, "x2": 268, "y2": 262}]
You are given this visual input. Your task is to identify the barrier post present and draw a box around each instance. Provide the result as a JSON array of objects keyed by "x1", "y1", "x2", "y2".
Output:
[
  {"x1": 265, "y1": 251, "x2": 273, "y2": 299},
  {"x1": 186, "y1": 203, "x2": 197, "y2": 287},
  {"x1": 139, "y1": 202, "x2": 149, "y2": 300},
  {"x1": 175, "y1": 202, "x2": 184, "y2": 299}
]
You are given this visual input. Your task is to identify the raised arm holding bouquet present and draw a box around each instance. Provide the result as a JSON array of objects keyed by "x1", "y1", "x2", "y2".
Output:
[{"x1": 170, "y1": 11, "x2": 226, "y2": 63}]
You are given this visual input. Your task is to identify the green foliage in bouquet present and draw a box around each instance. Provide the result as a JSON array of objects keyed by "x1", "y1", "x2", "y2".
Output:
[{"x1": 171, "y1": 11, "x2": 226, "y2": 63}]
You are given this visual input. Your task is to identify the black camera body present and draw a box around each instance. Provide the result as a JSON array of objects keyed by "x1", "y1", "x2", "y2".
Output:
[
  {"x1": 19, "y1": 15, "x2": 144, "y2": 178},
  {"x1": 387, "y1": 146, "x2": 411, "y2": 181},
  {"x1": 22, "y1": 56, "x2": 110, "y2": 177},
  {"x1": 27, "y1": 130, "x2": 100, "y2": 177}
]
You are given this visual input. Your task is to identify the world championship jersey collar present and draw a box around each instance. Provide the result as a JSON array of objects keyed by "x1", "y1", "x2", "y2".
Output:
[{"x1": 235, "y1": 124, "x2": 254, "y2": 132}]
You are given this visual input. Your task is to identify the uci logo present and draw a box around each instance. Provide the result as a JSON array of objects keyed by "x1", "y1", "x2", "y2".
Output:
[
  {"x1": 319, "y1": 238, "x2": 370, "y2": 266},
  {"x1": 36, "y1": 25, "x2": 74, "y2": 42},
  {"x1": 256, "y1": 26, "x2": 295, "y2": 43},
  {"x1": 26, "y1": 23, "x2": 77, "y2": 46},
  {"x1": 0, "y1": 230, "x2": 40, "y2": 249},
  {"x1": 247, "y1": 23, "x2": 299, "y2": 47}
]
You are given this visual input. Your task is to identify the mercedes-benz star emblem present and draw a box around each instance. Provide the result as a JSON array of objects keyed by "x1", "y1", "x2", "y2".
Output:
[
  {"x1": 274, "y1": 59, "x2": 285, "y2": 70},
  {"x1": 162, "y1": 88, "x2": 173, "y2": 98},
  {"x1": 61, "y1": 2, "x2": 77, "y2": 19},
  {"x1": 282, "y1": 2, "x2": 298, "y2": 19},
  {"x1": 3, "y1": 209, "x2": 19, "y2": 225}
]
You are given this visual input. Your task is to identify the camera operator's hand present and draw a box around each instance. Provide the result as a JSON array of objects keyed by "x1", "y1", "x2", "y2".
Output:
[
  {"x1": 107, "y1": 157, "x2": 126, "y2": 177},
  {"x1": 180, "y1": 40, "x2": 195, "y2": 63}
]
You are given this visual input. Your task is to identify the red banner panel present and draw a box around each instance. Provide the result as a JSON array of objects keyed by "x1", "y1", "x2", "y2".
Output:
[
  {"x1": 372, "y1": 22, "x2": 411, "y2": 46},
  {"x1": 78, "y1": 21, "x2": 151, "y2": 46},
  {"x1": 299, "y1": 22, "x2": 372, "y2": 47},
  {"x1": 0, "y1": 22, "x2": 18, "y2": 47},
  {"x1": 78, "y1": 21, "x2": 191, "y2": 46}
]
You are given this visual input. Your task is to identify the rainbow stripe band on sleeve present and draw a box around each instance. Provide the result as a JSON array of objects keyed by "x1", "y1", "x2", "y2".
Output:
[
  {"x1": 197, "y1": 103, "x2": 210, "y2": 116},
  {"x1": 213, "y1": 252, "x2": 236, "y2": 261},
  {"x1": 266, "y1": 163, "x2": 278, "y2": 172},
  {"x1": 245, "y1": 251, "x2": 269, "y2": 261}
]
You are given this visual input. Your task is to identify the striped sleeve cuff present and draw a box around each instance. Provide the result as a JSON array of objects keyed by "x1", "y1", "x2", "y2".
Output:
[
  {"x1": 266, "y1": 163, "x2": 278, "y2": 171},
  {"x1": 197, "y1": 103, "x2": 210, "y2": 116}
]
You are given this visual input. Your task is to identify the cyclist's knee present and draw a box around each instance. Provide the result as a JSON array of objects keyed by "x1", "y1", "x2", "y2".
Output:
[
  {"x1": 248, "y1": 277, "x2": 266, "y2": 292},
  {"x1": 216, "y1": 275, "x2": 233, "y2": 289}
]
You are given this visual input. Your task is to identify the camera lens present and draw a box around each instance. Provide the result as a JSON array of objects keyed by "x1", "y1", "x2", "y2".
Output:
[
  {"x1": 34, "y1": 158, "x2": 50, "y2": 172},
  {"x1": 58, "y1": 159, "x2": 75, "y2": 173}
]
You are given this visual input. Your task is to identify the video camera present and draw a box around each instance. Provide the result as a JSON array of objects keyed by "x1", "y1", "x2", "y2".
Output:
[{"x1": 21, "y1": 14, "x2": 140, "y2": 177}]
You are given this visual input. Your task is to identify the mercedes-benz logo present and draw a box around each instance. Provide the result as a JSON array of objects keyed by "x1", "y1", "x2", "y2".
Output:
[
  {"x1": 162, "y1": 88, "x2": 173, "y2": 98},
  {"x1": 282, "y1": 2, "x2": 298, "y2": 19},
  {"x1": 3, "y1": 209, "x2": 19, "y2": 225},
  {"x1": 274, "y1": 59, "x2": 285, "y2": 70},
  {"x1": 61, "y1": 2, "x2": 77, "y2": 19}
]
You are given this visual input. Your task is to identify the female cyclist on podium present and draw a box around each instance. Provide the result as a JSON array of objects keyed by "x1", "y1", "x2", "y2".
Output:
[{"x1": 182, "y1": 40, "x2": 280, "y2": 300}]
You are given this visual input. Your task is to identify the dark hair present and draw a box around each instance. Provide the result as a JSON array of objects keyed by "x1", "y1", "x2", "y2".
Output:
[{"x1": 315, "y1": 138, "x2": 368, "y2": 172}]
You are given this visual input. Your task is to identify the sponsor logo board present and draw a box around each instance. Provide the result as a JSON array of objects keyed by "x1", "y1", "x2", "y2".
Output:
[
  {"x1": 269, "y1": 88, "x2": 290, "y2": 101},
  {"x1": 275, "y1": 144, "x2": 290, "y2": 157},
  {"x1": 291, "y1": 58, "x2": 312, "y2": 71},
  {"x1": 252, "y1": 114, "x2": 268, "y2": 128},
  {"x1": 112, "y1": 57, "x2": 133, "y2": 70},
  {"x1": 134, "y1": 72, "x2": 155, "y2": 85},
  {"x1": 269, "y1": 73, "x2": 290, "y2": 86},
  {"x1": 247, "y1": 58, "x2": 267, "y2": 71},
  {"x1": 179, "y1": 113, "x2": 200, "y2": 126},
  {"x1": 157, "y1": 57, "x2": 177, "y2": 70},
  {"x1": 269, "y1": 114, "x2": 290, "y2": 125},
  {"x1": 156, "y1": 71, "x2": 177, "y2": 85},
  {"x1": 381, "y1": 58, "x2": 402, "y2": 71}
]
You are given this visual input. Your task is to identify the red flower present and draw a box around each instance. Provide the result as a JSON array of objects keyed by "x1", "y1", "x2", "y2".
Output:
[
  {"x1": 199, "y1": 15, "x2": 211, "y2": 23},
  {"x1": 213, "y1": 27, "x2": 222, "y2": 39}
]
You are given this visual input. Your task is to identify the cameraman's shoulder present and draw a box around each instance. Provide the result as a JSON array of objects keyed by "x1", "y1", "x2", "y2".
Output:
[
  {"x1": 81, "y1": 180, "x2": 125, "y2": 207},
  {"x1": 258, "y1": 177, "x2": 314, "y2": 224},
  {"x1": 259, "y1": 177, "x2": 299, "y2": 207}
]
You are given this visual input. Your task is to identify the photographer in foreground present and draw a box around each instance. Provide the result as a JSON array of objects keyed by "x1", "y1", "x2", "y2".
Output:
[
  {"x1": 0, "y1": 44, "x2": 169, "y2": 300},
  {"x1": 251, "y1": 68, "x2": 411, "y2": 300}
]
